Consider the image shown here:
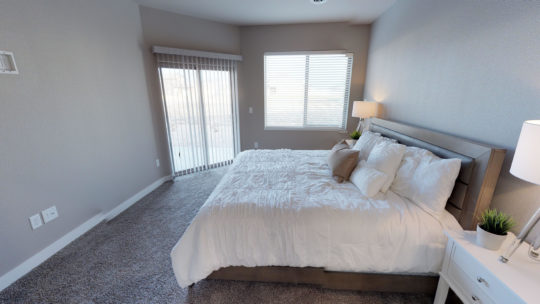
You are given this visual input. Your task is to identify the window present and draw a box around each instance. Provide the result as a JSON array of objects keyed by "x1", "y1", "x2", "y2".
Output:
[
  {"x1": 264, "y1": 51, "x2": 353, "y2": 130},
  {"x1": 156, "y1": 52, "x2": 240, "y2": 176}
]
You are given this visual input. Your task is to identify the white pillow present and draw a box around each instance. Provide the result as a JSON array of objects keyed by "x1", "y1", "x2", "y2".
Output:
[
  {"x1": 350, "y1": 160, "x2": 388, "y2": 197},
  {"x1": 352, "y1": 131, "x2": 381, "y2": 160},
  {"x1": 391, "y1": 147, "x2": 425, "y2": 196},
  {"x1": 391, "y1": 146, "x2": 461, "y2": 218},
  {"x1": 365, "y1": 141, "x2": 406, "y2": 192}
]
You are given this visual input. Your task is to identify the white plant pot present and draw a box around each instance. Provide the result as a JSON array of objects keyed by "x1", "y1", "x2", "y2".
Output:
[
  {"x1": 345, "y1": 139, "x2": 357, "y2": 147},
  {"x1": 476, "y1": 225, "x2": 507, "y2": 251}
]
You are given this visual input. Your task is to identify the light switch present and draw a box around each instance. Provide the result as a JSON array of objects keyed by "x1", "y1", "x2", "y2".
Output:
[
  {"x1": 0, "y1": 50, "x2": 18, "y2": 74},
  {"x1": 29, "y1": 214, "x2": 43, "y2": 230}
]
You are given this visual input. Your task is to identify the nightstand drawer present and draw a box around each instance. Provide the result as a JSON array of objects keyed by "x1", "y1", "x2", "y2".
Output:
[
  {"x1": 452, "y1": 244, "x2": 523, "y2": 304},
  {"x1": 448, "y1": 263, "x2": 494, "y2": 304},
  {"x1": 436, "y1": 231, "x2": 538, "y2": 304}
]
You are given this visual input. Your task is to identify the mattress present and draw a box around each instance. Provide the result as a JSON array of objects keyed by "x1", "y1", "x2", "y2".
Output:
[{"x1": 171, "y1": 149, "x2": 462, "y2": 288}]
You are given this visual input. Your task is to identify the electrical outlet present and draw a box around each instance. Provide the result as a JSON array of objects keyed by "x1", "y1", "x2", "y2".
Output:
[
  {"x1": 29, "y1": 214, "x2": 43, "y2": 230},
  {"x1": 41, "y1": 206, "x2": 58, "y2": 223},
  {"x1": 249, "y1": 107, "x2": 253, "y2": 114},
  {"x1": 254, "y1": 142, "x2": 259, "y2": 149},
  {"x1": 156, "y1": 159, "x2": 160, "y2": 167}
]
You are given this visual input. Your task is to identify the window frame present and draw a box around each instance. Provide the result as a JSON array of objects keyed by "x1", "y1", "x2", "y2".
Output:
[{"x1": 263, "y1": 50, "x2": 354, "y2": 131}]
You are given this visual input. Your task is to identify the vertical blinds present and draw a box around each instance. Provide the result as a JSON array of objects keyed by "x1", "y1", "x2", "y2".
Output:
[
  {"x1": 264, "y1": 52, "x2": 353, "y2": 129},
  {"x1": 156, "y1": 53, "x2": 240, "y2": 176}
]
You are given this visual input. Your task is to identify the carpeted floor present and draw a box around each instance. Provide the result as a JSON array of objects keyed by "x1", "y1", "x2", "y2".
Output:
[{"x1": 0, "y1": 167, "x2": 434, "y2": 303}]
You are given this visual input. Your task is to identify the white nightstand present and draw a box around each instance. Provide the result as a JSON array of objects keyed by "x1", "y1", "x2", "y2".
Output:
[{"x1": 434, "y1": 231, "x2": 540, "y2": 304}]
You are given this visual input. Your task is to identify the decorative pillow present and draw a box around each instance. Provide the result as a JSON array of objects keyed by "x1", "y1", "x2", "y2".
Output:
[
  {"x1": 365, "y1": 141, "x2": 406, "y2": 192},
  {"x1": 327, "y1": 146, "x2": 359, "y2": 183},
  {"x1": 391, "y1": 146, "x2": 461, "y2": 218},
  {"x1": 350, "y1": 160, "x2": 388, "y2": 197},
  {"x1": 351, "y1": 131, "x2": 382, "y2": 160}
]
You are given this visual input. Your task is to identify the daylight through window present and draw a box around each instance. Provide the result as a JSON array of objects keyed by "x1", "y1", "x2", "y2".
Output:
[{"x1": 264, "y1": 52, "x2": 353, "y2": 130}]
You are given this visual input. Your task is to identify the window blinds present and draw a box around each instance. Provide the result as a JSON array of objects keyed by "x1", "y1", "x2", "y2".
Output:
[
  {"x1": 264, "y1": 52, "x2": 353, "y2": 130},
  {"x1": 155, "y1": 52, "x2": 240, "y2": 176}
]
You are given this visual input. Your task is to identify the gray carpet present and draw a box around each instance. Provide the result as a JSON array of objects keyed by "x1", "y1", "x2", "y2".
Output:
[{"x1": 1, "y1": 167, "x2": 433, "y2": 303}]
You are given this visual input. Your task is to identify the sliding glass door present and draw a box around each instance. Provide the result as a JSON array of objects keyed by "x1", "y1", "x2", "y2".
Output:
[{"x1": 156, "y1": 54, "x2": 240, "y2": 176}]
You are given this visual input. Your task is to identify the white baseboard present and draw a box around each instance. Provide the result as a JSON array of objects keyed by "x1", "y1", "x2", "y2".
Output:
[
  {"x1": 104, "y1": 175, "x2": 172, "y2": 221},
  {"x1": 0, "y1": 175, "x2": 172, "y2": 292},
  {"x1": 0, "y1": 213, "x2": 105, "y2": 292}
]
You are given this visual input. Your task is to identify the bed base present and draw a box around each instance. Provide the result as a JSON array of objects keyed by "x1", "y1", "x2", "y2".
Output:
[{"x1": 208, "y1": 266, "x2": 439, "y2": 294}]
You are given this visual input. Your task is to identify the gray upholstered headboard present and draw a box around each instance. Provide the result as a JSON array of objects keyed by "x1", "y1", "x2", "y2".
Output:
[{"x1": 368, "y1": 118, "x2": 506, "y2": 230}]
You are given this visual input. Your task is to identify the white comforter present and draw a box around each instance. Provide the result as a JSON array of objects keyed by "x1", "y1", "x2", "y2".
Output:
[{"x1": 171, "y1": 149, "x2": 462, "y2": 288}]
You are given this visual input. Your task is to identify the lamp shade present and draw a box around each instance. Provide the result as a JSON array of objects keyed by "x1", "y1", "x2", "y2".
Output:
[
  {"x1": 352, "y1": 101, "x2": 380, "y2": 119},
  {"x1": 510, "y1": 120, "x2": 540, "y2": 185}
]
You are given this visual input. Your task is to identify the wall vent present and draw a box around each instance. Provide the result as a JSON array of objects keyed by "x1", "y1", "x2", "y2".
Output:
[{"x1": 0, "y1": 51, "x2": 18, "y2": 74}]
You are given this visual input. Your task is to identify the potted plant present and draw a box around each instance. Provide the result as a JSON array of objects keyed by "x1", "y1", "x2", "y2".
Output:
[
  {"x1": 345, "y1": 131, "x2": 361, "y2": 147},
  {"x1": 476, "y1": 209, "x2": 515, "y2": 250}
]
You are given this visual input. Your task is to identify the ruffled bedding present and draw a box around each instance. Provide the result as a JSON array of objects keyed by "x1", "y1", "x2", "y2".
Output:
[{"x1": 171, "y1": 149, "x2": 462, "y2": 288}]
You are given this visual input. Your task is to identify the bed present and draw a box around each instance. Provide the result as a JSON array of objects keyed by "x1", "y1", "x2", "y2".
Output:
[{"x1": 170, "y1": 118, "x2": 506, "y2": 294}]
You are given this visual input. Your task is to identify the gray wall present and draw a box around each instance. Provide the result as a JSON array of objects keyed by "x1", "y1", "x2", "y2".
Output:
[
  {"x1": 139, "y1": 6, "x2": 240, "y2": 54},
  {"x1": 364, "y1": 0, "x2": 540, "y2": 233},
  {"x1": 138, "y1": 6, "x2": 241, "y2": 174},
  {"x1": 0, "y1": 0, "x2": 167, "y2": 277},
  {"x1": 137, "y1": 14, "x2": 372, "y2": 151},
  {"x1": 238, "y1": 23, "x2": 371, "y2": 150}
]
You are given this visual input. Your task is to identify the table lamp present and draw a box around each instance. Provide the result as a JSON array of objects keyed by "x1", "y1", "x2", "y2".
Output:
[
  {"x1": 499, "y1": 120, "x2": 540, "y2": 263},
  {"x1": 352, "y1": 101, "x2": 380, "y2": 132}
]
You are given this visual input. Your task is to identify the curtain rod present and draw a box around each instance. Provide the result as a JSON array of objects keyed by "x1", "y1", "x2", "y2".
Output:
[{"x1": 152, "y1": 46, "x2": 243, "y2": 61}]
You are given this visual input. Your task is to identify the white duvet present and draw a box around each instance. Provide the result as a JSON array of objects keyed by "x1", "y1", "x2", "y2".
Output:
[{"x1": 171, "y1": 149, "x2": 462, "y2": 288}]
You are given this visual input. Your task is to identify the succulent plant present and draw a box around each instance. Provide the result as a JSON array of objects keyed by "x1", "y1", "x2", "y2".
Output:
[
  {"x1": 478, "y1": 209, "x2": 515, "y2": 236},
  {"x1": 349, "y1": 130, "x2": 361, "y2": 140}
]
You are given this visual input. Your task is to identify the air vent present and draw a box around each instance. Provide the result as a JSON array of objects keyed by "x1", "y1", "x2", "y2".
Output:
[
  {"x1": 0, "y1": 51, "x2": 18, "y2": 74},
  {"x1": 311, "y1": 0, "x2": 328, "y2": 5}
]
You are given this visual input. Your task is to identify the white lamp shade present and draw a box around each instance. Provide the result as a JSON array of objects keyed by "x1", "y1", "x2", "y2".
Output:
[
  {"x1": 510, "y1": 120, "x2": 540, "y2": 185},
  {"x1": 352, "y1": 101, "x2": 380, "y2": 119}
]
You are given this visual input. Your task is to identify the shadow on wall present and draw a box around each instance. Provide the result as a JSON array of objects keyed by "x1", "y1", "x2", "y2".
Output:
[
  {"x1": 492, "y1": 169, "x2": 540, "y2": 240},
  {"x1": 138, "y1": 40, "x2": 172, "y2": 175}
]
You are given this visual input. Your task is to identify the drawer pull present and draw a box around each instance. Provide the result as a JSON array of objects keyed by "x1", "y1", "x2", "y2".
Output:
[
  {"x1": 472, "y1": 295, "x2": 480, "y2": 302},
  {"x1": 476, "y1": 276, "x2": 489, "y2": 287}
]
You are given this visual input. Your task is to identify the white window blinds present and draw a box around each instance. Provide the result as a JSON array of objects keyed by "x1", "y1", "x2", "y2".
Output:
[
  {"x1": 264, "y1": 52, "x2": 353, "y2": 130},
  {"x1": 155, "y1": 52, "x2": 240, "y2": 176}
]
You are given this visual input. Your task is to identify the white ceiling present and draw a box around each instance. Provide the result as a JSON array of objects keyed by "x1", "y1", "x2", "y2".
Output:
[{"x1": 134, "y1": 0, "x2": 396, "y2": 26}]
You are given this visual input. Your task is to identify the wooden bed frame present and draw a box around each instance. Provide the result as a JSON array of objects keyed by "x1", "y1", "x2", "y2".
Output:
[{"x1": 206, "y1": 118, "x2": 506, "y2": 294}]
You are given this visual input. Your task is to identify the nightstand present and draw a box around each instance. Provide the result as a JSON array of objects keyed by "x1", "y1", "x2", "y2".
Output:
[{"x1": 434, "y1": 231, "x2": 540, "y2": 304}]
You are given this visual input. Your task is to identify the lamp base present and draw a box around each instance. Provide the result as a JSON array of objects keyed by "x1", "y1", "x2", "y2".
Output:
[
  {"x1": 499, "y1": 208, "x2": 540, "y2": 263},
  {"x1": 356, "y1": 118, "x2": 371, "y2": 133},
  {"x1": 356, "y1": 119, "x2": 363, "y2": 132},
  {"x1": 530, "y1": 247, "x2": 540, "y2": 260}
]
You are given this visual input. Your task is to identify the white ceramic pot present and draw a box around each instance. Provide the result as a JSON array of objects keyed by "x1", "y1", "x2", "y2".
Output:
[
  {"x1": 345, "y1": 139, "x2": 357, "y2": 147},
  {"x1": 476, "y1": 225, "x2": 507, "y2": 251}
]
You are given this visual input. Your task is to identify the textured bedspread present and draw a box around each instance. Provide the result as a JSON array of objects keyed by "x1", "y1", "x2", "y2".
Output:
[{"x1": 171, "y1": 149, "x2": 462, "y2": 288}]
